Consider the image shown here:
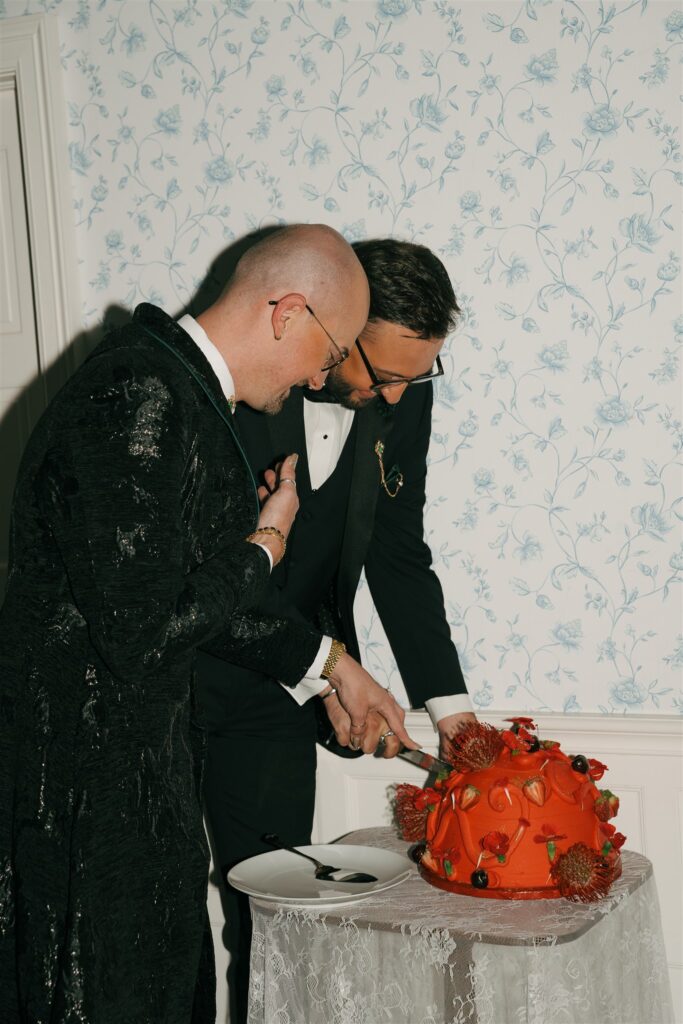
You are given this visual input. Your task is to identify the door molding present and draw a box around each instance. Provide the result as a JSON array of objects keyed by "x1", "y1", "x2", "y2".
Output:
[{"x1": 0, "y1": 13, "x2": 81, "y2": 385}]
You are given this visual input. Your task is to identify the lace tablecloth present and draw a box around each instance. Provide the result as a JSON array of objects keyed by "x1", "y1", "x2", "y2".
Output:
[{"x1": 247, "y1": 827, "x2": 673, "y2": 1024}]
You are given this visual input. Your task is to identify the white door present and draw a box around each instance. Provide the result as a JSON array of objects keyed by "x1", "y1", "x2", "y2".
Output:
[
  {"x1": 0, "y1": 14, "x2": 81, "y2": 598},
  {"x1": 0, "y1": 82, "x2": 47, "y2": 595}
]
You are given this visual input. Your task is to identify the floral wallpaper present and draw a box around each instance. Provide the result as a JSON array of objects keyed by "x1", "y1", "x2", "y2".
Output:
[{"x1": 3, "y1": 0, "x2": 681, "y2": 716}]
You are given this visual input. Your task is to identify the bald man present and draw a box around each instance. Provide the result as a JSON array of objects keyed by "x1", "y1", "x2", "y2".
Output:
[{"x1": 0, "y1": 225, "x2": 412, "y2": 1024}]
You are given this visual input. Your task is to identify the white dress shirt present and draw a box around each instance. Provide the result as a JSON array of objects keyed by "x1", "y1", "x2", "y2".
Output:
[{"x1": 179, "y1": 316, "x2": 472, "y2": 727}]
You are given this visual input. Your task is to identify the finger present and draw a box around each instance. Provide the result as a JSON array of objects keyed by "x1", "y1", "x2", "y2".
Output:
[
  {"x1": 257, "y1": 485, "x2": 270, "y2": 505},
  {"x1": 262, "y1": 468, "x2": 277, "y2": 492},
  {"x1": 361, "y1": 712, "x2": 385, "y2": 754},
  {"x1": 381, "y1": 733, "x2": 401, "y2": 759},
  {"x1": 348, "y1": 717, "x2": 366, "y2": 750},
  {"x1": 278, "y1": 452, "x2": 299, "y2": 484},
  {"x1": 379, "y1": 699, "x2": 417, "y2": 750}
]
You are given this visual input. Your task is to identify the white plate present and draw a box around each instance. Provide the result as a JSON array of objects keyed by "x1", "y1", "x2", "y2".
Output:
[{"x1": 227, "y1": 844, "x2": 412, "y2": 905}]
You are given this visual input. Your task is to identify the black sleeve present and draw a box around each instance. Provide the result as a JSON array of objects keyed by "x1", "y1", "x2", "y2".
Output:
[
  {"x1": 363, "y1": 385, "x2": 468, "y2": 707},
  {"x1": 40, "y1": 358, "x2": 271, "y2": 682},
  {"x1": 200, "y1": 601, "x2": 324, "y2": 688}
]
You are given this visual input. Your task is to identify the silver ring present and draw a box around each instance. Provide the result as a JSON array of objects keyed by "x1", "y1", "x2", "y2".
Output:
[
  {"x1": 379, "y1": 730, "x2": 395, "y2": 743},
  {"x1": 279, "y1": 477, "x2": 297, "y2": 487}
]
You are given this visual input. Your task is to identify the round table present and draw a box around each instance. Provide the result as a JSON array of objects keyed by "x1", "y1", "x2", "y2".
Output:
[{"x1": 247, "y1": 826, "x2": 674, "y2": 1024}]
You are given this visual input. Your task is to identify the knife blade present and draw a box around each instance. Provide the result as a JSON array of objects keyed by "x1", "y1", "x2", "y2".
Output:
[{"x1": 398, "y1": 747, "x2": 453, "y2": 776}]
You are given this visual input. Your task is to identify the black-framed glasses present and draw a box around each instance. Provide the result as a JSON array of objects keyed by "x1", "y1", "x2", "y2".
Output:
[
  {"x1": 356, "y1": 338, "x2": 444, "y2": 393},
  {"x1": 268, "y1": 299, "x2": 349, "y2": 372}
]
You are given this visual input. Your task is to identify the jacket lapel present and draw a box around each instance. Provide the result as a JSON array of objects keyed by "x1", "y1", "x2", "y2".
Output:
[
  {"x1": 265, "y1": 388, "x2": 312, "y2": 498},
  {"x1": 337, "y1": 399, "x2": 396, "y2": 611},
  {"x1": 133, "y1": 303, "x2": 260, "y2": 513},
  {"x1": 134, "y1": 304, "x2": 235, "y2": 422}
]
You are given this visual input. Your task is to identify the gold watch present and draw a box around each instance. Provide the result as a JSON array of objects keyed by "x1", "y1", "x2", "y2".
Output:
[{"x1": 321, "y1": 639, "x2": 346, "y2": 679}]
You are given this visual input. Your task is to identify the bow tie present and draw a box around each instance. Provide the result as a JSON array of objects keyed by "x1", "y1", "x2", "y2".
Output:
[{"x1": 302, "y1": 386, "x2": 340, "y2": 405}]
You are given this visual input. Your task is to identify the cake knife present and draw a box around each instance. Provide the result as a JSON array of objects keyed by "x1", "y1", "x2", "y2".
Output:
[{"x1": 397, "y1": 747, "x2": 453, "y2": 775}]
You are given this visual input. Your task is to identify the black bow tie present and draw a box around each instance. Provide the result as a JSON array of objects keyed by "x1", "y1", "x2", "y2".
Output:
[{"x1": 302, "y1": 386, "x2": 341, "y2": 405}]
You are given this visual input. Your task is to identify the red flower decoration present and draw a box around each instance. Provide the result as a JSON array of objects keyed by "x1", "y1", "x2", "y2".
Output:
[
  {"x1": 588, "y1": 758, "x2": 608, "y2": 781},
  {"x1": 551, "y1": 843, "x2": 614, "y2": 902},
  {"x1": 534, "y1": 824, "x2": 568, "y2": 844},
  {"x1": 414, "y1": 787, "x2": 441, "y2": 812},
  {"x1": 505, "y1": 716, "x2": 536, "y2": 727},
  {"x1": 480, "y1": 831, "x2": 510, "y2": 857},
  {"x1": 501, "y1": 729, "x2": 525, "y2": 751},
  {"x1": 442, "y1": 722, "x2": 505, "y2": 772},
  {"x1": 610, "y1": 832, "x2": 626, "y2": 850},
  {"x1": 395, "y1": 784, "x2": 429, "y2": 842}
]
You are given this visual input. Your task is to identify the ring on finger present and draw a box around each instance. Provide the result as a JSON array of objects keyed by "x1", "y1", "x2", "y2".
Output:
[
  {"x1": 379, "y1": 730, "x2": 396, "y2": 743},
  {"x1": 279, "y1": 477, "x2": 297, "y2": 486}
]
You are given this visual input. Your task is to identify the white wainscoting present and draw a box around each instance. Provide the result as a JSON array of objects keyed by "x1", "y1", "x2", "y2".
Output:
[{"x1": 209, "y1": 711, "x2": 683, "y2": 1023}]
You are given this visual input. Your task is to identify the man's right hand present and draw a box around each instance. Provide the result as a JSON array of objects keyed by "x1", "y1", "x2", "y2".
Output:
[
  {"x1": 250, "y1": 453, "x2": 299, "y2": 564},
  {"x1": 326, "y1": 653, "x2": 417, "y2": 751}
]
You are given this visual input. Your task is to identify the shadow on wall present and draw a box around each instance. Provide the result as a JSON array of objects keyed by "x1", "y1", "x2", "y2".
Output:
[{"x1": 0, "y1": 224, "x2": 285, "y2": 599}]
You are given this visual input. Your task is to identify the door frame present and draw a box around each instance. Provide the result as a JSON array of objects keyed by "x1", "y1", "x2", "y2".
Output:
[{"x1": 0, "y1": 13, "x2": 81, "y2": 387}]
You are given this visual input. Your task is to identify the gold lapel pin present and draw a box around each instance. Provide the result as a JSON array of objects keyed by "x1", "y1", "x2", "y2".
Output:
[{"x1": 374, "y1": 440, "x2": 404, "y2": 498}]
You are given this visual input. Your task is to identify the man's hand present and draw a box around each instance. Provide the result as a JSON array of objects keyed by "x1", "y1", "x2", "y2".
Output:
[
  {"x1": 323, "y1": 696, "x2": 401, "y2": 757},
  {"x1": 327, "y1": 653, "x2": 417, "y2": 751},
  {"x1": 437, "y1": 711, "x2": 477, "y2": 761}
]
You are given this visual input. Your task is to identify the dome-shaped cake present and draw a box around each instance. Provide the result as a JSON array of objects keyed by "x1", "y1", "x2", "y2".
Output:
[{"x1": 396, "y1": 718, "x2": 625, "y2": 902}]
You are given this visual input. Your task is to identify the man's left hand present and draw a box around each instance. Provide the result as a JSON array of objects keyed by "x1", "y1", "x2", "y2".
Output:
[
  {"x1": 323, "y1": 695, "x2": 401, "y2": 757},
  {"x1": 437, "y1": 711, "x2": 477, "y2": 761}
]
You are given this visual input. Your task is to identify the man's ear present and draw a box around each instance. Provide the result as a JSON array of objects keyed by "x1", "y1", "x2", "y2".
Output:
[{"x1": 269, "y1": 293, "x2": 307, "y2": 341}]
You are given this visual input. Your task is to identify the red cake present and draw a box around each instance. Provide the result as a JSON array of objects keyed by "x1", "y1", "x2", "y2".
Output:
[{"x1": 396, "y1": 718, "x2": 625, "y2": 902}]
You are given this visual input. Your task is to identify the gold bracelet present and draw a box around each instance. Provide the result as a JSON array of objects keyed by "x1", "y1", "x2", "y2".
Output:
[
  {"x1": 321, "y1": 639, "x2": 346, "y2": 679},
  {"x1": 246, "y1": 526, "x2": 286, "y2": 566}
]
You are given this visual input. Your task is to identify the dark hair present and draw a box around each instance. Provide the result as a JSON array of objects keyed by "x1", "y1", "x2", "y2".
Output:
[{"x1": 352, "y1": 239, "x2": 460, "y2": 339}]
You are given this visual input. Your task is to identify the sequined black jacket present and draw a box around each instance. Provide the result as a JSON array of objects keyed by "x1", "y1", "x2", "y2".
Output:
[{"x1": 0, "y1": 304, "x2": 321, "y2": 1023}]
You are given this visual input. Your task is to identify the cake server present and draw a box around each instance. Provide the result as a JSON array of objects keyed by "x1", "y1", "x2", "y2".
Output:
[{"x1": 397, "y1": 748, "x2": 453, "y2": 775}]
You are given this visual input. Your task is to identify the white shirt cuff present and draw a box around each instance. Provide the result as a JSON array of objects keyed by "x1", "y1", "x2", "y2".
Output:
[
  {"x1": 255, "y1": 542, "x2": 273, "y2": 571},
  {"x1": 280, "y1": 636, "x2": 334, "y2": 705},
  {"x1": 424, "y1": 693, "x2": 474, "y2": 730}
]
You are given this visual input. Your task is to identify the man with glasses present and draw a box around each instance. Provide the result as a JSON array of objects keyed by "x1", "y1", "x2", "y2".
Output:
[{"x1": 197, "y1": 238, "x2": 474, "y2": 1022}]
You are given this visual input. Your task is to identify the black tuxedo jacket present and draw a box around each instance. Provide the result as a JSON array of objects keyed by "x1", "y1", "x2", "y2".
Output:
[{"x1": 223, "y1": 382, "x2": 466, "y2": 710}]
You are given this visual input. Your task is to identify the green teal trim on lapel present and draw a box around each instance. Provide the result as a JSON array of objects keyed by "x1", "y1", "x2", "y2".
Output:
[{"x1": 135, "y1": 305, "x2": 260, "y2": 516}]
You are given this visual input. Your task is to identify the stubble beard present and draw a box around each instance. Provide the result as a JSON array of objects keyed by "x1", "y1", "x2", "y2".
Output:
[{"x1": 325, "y1": 367, "x2": 375, "y2": 410}]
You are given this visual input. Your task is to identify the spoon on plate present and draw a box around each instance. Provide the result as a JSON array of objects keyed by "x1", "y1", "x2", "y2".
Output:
[{"x1": 263, "y1": 834, "x2": 378, "y2": 883}]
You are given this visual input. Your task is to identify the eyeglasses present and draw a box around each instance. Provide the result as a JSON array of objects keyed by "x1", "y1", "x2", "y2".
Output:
[
  {"x1": 268, "y1": 299, "x2": 349, "y2": 372},
  {"x1": 355, "y1": 338, "x2": 444, "y2": 393}
]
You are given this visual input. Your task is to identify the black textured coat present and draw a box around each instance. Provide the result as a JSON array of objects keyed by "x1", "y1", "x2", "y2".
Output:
[{"x1": 0, "y1": 305, "x2": 320, "y2": 1023}]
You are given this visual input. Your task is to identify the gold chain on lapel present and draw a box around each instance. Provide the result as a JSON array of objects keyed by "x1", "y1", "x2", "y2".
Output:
[{"x1": 374, "y1": 440, "x2": 404, "y2": 498}]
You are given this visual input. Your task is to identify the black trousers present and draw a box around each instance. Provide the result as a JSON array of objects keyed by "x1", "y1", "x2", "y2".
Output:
[{"x1": 200, "y1": 662, "x2": 317, "y2": 1024}]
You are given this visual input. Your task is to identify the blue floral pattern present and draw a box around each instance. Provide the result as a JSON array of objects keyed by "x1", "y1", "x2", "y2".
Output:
[{"x1": 3, "y1": 0, "x2": 681, "y2": 715}]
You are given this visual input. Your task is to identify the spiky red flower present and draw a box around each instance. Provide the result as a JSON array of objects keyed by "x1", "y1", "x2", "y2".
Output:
[
  {"x1": 442, "y1": 722, "x2": 505, "y2": 773},
  {"x1": 480, "y1": 831, "x2": 510, "y2": 857},
  {"x1": 551, "y1": 843, "x2": 614, "y2": 902},
  {"x1": 395, "y1": 784, "x2": 429, "y2": 841},
  {"x1": 594, "y1": 790, "x2": 619, "y2": 822},
  {"x1": 588, "y1": 758, "x2": 608, "y2": 781}
]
